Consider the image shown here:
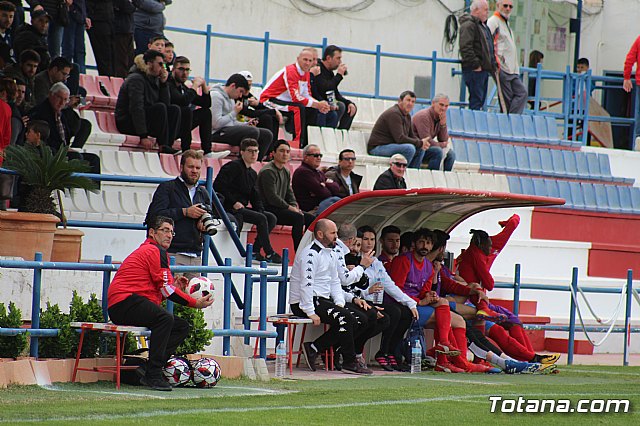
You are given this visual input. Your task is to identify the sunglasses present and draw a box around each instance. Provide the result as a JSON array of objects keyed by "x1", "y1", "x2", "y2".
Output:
[
  {"x1": 392, "y1": 162, "x2": 408, "y2": 168},
  {"x1": 306, "y1": 153, "x2": 323, "y2": 158},
  {"x1": 341, "y1": 157, "x2": 357, "y2": 162},
  {"x1": 502, "y1": 4, "x2": 513, "y2": 8}
]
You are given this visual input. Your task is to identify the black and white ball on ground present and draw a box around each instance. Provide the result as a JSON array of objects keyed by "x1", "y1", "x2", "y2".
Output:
[
  {"x1": 191, "y1": 357, "x2": 221, "y2": 388},
  {"x1": 162, "y1": 356, "x2": 192, "y2": 387},
  {"x1": 187, "y1": 276, "x2": 215, "y2": 300}
]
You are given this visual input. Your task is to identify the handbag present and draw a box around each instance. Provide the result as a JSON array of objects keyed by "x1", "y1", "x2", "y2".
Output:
[
  {"x1": 400, "y1": 319, "x2": 427, "y2": 363},
  {"x1": 57, "y1": 0, "x2": 70, "y2": 27}
]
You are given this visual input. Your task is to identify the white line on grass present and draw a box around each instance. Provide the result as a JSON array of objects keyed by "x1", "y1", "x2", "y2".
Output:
[
  {"x1": 570, "y1": 369, "x2": 640, "y2": 376},
  {"x1": 40, "y1": 385, "x2": 166, "y2": 399},
  {"x1": 379, "y1": 375, "x2": 513, "y2": 386}
]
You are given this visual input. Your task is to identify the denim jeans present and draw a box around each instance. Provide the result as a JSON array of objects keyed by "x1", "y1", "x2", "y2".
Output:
[
  {"x1": 317, "y1": 196, "x2": 342, "y2": 215},
  {"x1": 62, "y1": 19, "x2": 87, "y2": 73},
  {"x1": 370, "y1": 143, "x2": 425, "y2": 169},
  {"x1": 462, "y1": 69, "x2": 489, "y2": 111},
  {"x1": 423, "y1": 146, "x2": 456, "y2": 171},
  {"x1": 315, "y1": 101, "x2": 346, "y2": 128},
  {"x1": 47, "y1": 21, "x2": 65, "y2": 59}
]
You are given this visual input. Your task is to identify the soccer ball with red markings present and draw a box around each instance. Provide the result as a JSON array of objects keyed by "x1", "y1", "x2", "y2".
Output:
[
  {"x1": 162, "y1": 356, "x2": 192, "y2": 387},
  {"x1": 191, "y1": 357, "x2": 221, "y2": 388},
  {"x1": 187, "y1": 276, "x2": 215, "y2": 300}
]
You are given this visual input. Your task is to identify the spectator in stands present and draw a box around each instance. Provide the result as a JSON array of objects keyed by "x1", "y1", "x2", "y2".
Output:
[
  {"x1": 373, "y1": 153, "x2": 408, "y2": 191},
  {"x1": 324, "y1": 148, "x2": 362, "y2": 198},
  {"x1": 623, "y1": 36, "x2": 640, "y2": 144},
  {"x1": 168, "y1": 55, "x2": 212, "y2": 156},
  {"x1": 146, "y1": 34, "x2": 164, "y2": 53},
  {"x1": 146, "y1": 150, "x2": 219, "y2": 278},
  {"x1": 0, "y1": 1, "x2": 15, "y2": 68},
  {"x1": 259, "y1": 47, "x2": 331, "y2": 148},
  {"x1": 411, "y1": 93, "x2": 455, "y2": 171},
  {"x1": 6, "y1": 0, "x2": 21, "y2": 33},
  {"x1": 378, "y1": 224, "x2": 401, "y2": 266},
  {"x1": 113, "y1": 0, "x2": 137, "y2": 78},
  {"x1": 458, "y1": 0, "x2": 495, "y2": 111},
  {"x1": 85, "y1": 0, "x2": 115, "y2": 76},
  {"x1": 367, "y1": 90, "x2": 428, "y2": 169},
  {"x1": 213, "y1": 138, "x2": 282, "y2": 264},
  {"x1": 527, "y1": 50, "x2": 544, "y2": 109},
  {"x1": 3, "y1": 76, "x2": 23, "y2": 144},
  {"x1": 115, "y1": 49, "x2": 179, "y2": 154},
  {"x1": 3, "y1": 49, "x2": 39, "y2": 111},
  {"x1": 61, "y1": 0, "x2": 88, "y2": 74},
  {"x1": 11, "y1": 119, "x2": 48, "y2": 210},
  {"x1": 312, "y1": 45, "x2": 357, "y2": 130},
  {"x1": 27, "y1": 82, "x2": 100, "y2": 174},
  {"x1": 576, "y1": 57, "x2": 589, "y2": 74},
  {"x1": 354, "y1": 225, "x2": 418, "y2": 371},
  {"x1": 487, "y1": 0, "x2": 527, "y2": 114},
  {"x1": 27, "y1": 0, "x2": 68, "y2": 60},
  {"x1": 290, "y1": 218, "x2": 373, "y2": 375},
  {"x1": 24, "y1": 118, "x2": 48, "y2": 147},
  {"x1": 237, "y1": 70, "x2": 282, "y2": 156},
  {"x1": 257, "y1": 139, "x2": 314, "y2": 251},
  {"x1": 211, "y1": 73, "x2": 273, "y2": 160},
  {"x1": 163, "y1": 40, "x2": 174, "y2": 70},
  {"x1": 292, "y1": 144, "x2": 342, "y2": 215},
  {"x1": 12, "y1": 8, "x2": 50, "y2": 72},
  {"x1": 133, "y1": 0, "x2": 169, "y2": 55},
  {"x1": 107, "y1": 215, "x2": 214, "y2": 391},
  {"x1": 0, "y1": 76, "x2": 12, "y2": 158}
]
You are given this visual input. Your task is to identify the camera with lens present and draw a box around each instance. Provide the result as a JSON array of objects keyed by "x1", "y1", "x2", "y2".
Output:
[{"x1": 197, "y1": 204, "x2": 218, "y2": 236}]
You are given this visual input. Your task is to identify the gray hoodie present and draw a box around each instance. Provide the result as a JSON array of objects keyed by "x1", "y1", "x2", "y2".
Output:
[{"x1": 211, "y1": 83, "x2": 245, "y2": 130}]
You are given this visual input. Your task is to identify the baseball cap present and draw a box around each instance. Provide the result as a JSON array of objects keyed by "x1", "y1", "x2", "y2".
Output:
[
  {"x1": 31, "y1": 9, "x2": 51, "y2": 21},
  {"x1": 238, "y1": 70, "x2": 253, "y2": 81}
]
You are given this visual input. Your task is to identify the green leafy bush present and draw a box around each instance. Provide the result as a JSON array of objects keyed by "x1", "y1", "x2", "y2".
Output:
[
  {"x1": 0, "y1": 302, "x2": 28, "y2": 358},
  {"x1": 172, "y1": 303, "x2": 214, "y2": 355},
  {"x1": 37, "y1": 302, "x2": 73, "y2": 359},
  {"x1": 69, "y1": 292, "x2": 105, "y2": 358}
]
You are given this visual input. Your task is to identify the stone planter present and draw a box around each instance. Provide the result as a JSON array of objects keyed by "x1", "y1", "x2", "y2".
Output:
[
  {"x1": 51, "y1": 228, "x2": 85, "y2": 262},
  {"x1": 0, "y1": 211, "x2": 59, "y2": 261}
]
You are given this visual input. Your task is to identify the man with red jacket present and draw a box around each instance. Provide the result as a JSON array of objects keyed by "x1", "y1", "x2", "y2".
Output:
[
  {"x1": 259, "y1": 47, "x2": 330, "y2": 147},
  {"x1": 623, "y1": 35, "x2": 640, "y2": 144},
  {"x1": 107, "y1": 216, "x2": 214, "y2": 391}
]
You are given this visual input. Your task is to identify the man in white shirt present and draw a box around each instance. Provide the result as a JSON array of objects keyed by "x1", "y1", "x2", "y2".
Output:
[
  {"x1": 487, "y1": 0, "x2": 527, "y2": 114},
  {"x1": 289, "y1": 219, "x2": 373, "y2": 375}
]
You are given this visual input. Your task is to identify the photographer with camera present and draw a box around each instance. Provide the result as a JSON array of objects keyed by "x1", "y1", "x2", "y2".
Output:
[{"x1": 146, "y1": 149, "x2": 237, "y2": 278}]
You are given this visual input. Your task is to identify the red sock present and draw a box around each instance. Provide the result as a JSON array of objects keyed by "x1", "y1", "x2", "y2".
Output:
[
  {"x1": 488, "y1": 324, "x2": 535, "y2": 361},
  {"x1": 509, "y1": 325, "x2": 534, "y2": 352},
  {"x1": 452, "y1": 327, "x2": 468, "y2": 360},
  {"x1": 434, "y1": 305, "x2": 452, "y2": 346},
  {"x1": 475, "y1": 298, "x2": 489, "y2": 311}
]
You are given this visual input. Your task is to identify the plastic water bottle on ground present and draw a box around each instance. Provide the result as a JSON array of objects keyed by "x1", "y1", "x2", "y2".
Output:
[
  {"x1": 275, "y1": 341, "x2": 287, "y2": 378},
  {"x1": 411, "y1": 340, "x2": 422, "y2": 374}
]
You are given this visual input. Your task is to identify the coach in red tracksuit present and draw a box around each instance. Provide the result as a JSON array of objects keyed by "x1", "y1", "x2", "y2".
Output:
[{"x1": 108, "y1": 216, "x2": 214, "y2": 391}]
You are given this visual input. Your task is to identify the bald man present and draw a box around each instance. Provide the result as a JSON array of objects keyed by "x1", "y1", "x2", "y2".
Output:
[{"x1": 289, "y1": 219, "x2": 372, "y2": 375}]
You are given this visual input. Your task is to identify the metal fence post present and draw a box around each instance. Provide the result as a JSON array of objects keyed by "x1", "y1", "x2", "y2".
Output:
[
  {"x1": 430, "y1": 51, "x2": 437, "y2": 101},
  {"x1": 262, "y1": 31, "x2": 270, "y2": 87},
  {"x1": 166, "y1": 256, "x2": 175, "y2": 314},
  {"x1": 101, "y1": 255, "x2": 112, "y2": 322},
  {"x1": 259, "y1": 260, "x2": 268, "y2": 359},
  {"x1": 562, "y1": 66, "x2": 571, "y2": 139},
  {"x1": 513, "y1": 263, "x2": 521, "y2": 317},
  {"x1": 205, "y1": 24, "x2": 212, "y2": 84},
  {"x1": 624, "y1": 269, "x2": 633, "y2": 366},
  {"x1": 29, "y1": 252, "x2": 43, "y2": 358},
  {"x1": 374, "y1": 44, "x2": 381, "y2": 98},
  {"x1": 567, "y1": 266, "x2": 578, "y2": 365},
  {"x1": 243, "y1": 244, "x2": 254, "y2": 345},
  {"x1": 582, "y1": 70, "x2": 592, "y2": 146},
  {"x1": 222, "y1": 257, "x2": 232, "y2": 355},
  {"x1": 276, "y1": 248, "x2": 289, "y2": 343},
  {"x1": 534, "y1": 63, "x2": 543, "y2": 112}
]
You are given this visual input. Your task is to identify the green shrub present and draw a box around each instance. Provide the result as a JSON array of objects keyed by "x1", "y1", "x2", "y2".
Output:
[
  {"x1": 0, "y1": 302, "x2": 28, "y2": 358},
  {"x1": 37, "y1": 302, "x2": 73, "y2": 359},
  {"x1": 172, "y1": 303, "x2": 214, "y2": 355},
  {"x1": 69, "y1": 292, "x2": 104, "y2": 358}
]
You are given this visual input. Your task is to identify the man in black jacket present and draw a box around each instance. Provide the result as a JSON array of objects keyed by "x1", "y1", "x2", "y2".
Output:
[
  {"x1": 168, "y1": 56, "x2": 212, "y2": 155},
  {"x1": 312, "y1": 45, "x2": 357, "y2": 130},
  {"x1": 115, "y1": 49, "x2": 179, "y2": 154},
  {"x1": 458, "y1": 0, "x2": 496, "y2": 110},
  {"x1": 324, "y1": 148, "x2": 362, "y2": 198},
  {"x1": 12, "y1": 8, "x2": 50, "y2": 72},
  {"x1": 373, "y1": 154, "x2": 408, "y2": 191},
  {"x1": 3, "y1": 49, "x2": 39, "y2": 111},
  {"x1": 213, "y1": 138, "x2": 281, "y2": 264}
]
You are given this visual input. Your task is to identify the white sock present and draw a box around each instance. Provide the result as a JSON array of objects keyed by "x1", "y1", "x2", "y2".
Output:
[
  {"x1": 486, "y1": 352, "x2": 507, "y2": 370},
  {"x1": 468, "y1": 342, "x2": 488, "y2": 359}
]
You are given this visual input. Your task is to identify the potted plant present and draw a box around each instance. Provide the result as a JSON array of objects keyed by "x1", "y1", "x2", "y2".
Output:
[{"x1": 0, "y1": 145, "x2": 98, "y2": 261}]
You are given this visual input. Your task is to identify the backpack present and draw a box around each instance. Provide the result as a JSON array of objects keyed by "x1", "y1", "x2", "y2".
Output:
[
  {"x1": 120, "y1": 356, "x2": 147, "y2": 386},
  {"x1": 400, "y1": 319, "x2": 427, "y2": 363}
]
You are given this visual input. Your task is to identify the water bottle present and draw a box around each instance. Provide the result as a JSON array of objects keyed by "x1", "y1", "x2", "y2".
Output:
[
  {"x1": 275, "y1": 341, "x2": 287, "y2": 378},
  {"x1": 372, "y1": 281, "x2": 383, "y2": 305},
  {"x1": 411, "y1": 340, "x2": 422, "y2": 374}
]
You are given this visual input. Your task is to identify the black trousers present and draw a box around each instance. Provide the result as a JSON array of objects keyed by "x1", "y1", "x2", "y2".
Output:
[
  {"x1": 269, "y1": 98, "x2": 314, "y2": 148},
  {"x1": 345, "y1": 302, "x2": 390, "y2": 354},
  {"x1": 232, "y1": 207, "x2": 277, "y2": 255},
  {"x1": 264, "y1": 206, "x2": 314, "y2": 251},
  {"x1": 211, "y1": 125, "x2": 272, "y2": 160},
  {"x1": 113, "y1": 33, "x2": 134, "y2": 79},
  {"x1": 67, "y1": 151, "x2": 101, "y2": 176},
  {"x1": 87, "y1": 21, "x2": 114, "y2": 76},
  {"x1": 291, "y1": 297, "x2": 359, "y2": 364},
  {"x1": 378, "y1": 301, "x2": 413, "y2": 357},
  {"x1": 108, "y1": 294, "x2": 190, "y2": 377},
  {"x1": 117, "y1": 103, "x2": 181, "y2": 148},
  {"x1": 178, "y1": 106, "x2": 212, "y2": 152}
]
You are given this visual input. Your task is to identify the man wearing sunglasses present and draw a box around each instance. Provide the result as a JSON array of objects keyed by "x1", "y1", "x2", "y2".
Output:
[
  {"x1": 487, "y1": 0, "x2": 527, "y2": 114},
  {"x1": 292, "y1": 144, "x2": 342, "y2": 216},
  {"x1": 324, "y1": 148, "x2": 362, "y2": 198},
  {"x1": 373, "y1": 153, "x2": 408, "y2": 190}
]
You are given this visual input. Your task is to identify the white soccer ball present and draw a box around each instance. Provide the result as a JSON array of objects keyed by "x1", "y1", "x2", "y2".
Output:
[
  {"x1": 191, "y1": 357, "x2": 221, "y2": 388},
  {"x1": 187, "y1": 276, "x2": 215, "y2": 300},
  {"x1": 162, "y1": 356, "x2": 192, "y2": 387}
]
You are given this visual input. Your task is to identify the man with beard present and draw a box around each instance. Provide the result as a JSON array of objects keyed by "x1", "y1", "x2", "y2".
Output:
[
  {"x1": 377, "y1": 224, "x2": 401, "y2": 268},
  {"x1": 146, "y1": 149, "x2": 230, "y2": 279}
]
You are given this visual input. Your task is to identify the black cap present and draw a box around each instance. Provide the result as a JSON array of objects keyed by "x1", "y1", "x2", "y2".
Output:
[{"x1": 30, "y1": 9, "x2": 50, "y2": 21}]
